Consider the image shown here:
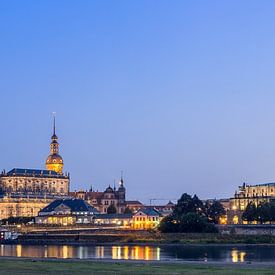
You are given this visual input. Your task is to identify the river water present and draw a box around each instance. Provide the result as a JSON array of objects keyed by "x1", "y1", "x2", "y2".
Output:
[{"x1": 0, "y1": 244, "x2": 274, "y2": 262}]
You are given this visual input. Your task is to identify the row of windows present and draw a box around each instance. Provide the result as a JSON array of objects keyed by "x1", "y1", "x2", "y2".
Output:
[{"x1": 135, "y1": 217, "x2": 158, "y2": 221}]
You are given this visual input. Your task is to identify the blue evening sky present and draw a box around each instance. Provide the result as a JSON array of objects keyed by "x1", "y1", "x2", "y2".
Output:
[{"x1": 1, "y1": 1, "x2": 275, "y2": 203}]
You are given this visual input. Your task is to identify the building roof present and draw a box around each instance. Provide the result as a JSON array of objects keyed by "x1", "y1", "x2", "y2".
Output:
[
  {"x1": 40, "y1": 199, "x2": 99, "y2": 213},
  {"x1": 248, "y1": 183, "x2": 275, "y2": 187},
  {"x1": 69, "y1": 191, "x2": 104, "y2": 199},
  {"x1": 241, "y1": 182, "x2": 275, "y2": 188},
  {"x1": 126, "y1": 200, "x2": 143, "y2": 205},
  {"x1": 135, "y1": 208, "x2": 160, "y2": 216},
  {"x1": 3, "y1": 168, "x2": 68, "y2": 178}
]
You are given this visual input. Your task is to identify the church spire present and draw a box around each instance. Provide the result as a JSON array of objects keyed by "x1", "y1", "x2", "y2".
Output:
[
  {"x1": 119, "y1": 170, "x2": 124, "y2": 186},
  {"x1": 46, "y1": 113, "x2": 64, "y2": 174},
  {"x1": 53, "y1": 112, "x2": 56, "y2": 136}
]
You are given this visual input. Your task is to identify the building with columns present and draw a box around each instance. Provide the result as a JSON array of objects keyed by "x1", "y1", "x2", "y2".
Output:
[
  {"x1": 0, "y1": 118, "x2": 70, "y2": 219},
  {"x1": 227, "y1": 182, "x2": 275, "y2": 224}
]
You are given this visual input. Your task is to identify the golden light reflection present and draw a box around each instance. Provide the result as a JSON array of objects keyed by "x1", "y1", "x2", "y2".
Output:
[
  {"x1": 16, "y1": 245, "x2": 22, "y2": 257},
  {"x1": 62, "y1": 245, "x2": 68, "y2": 259},
  {"x1": 124, "y1": 246, "x2": 129, "y2": 260},
  {"x1": 95, "y1": 246, "x2": 104, "y2": 258},
  {"x1": 231, "y1": 249, "x2": 246, "y2": 262},
  {"x1": 0, "y1": 245, "x2": 161, "y2": 261},
  {"x1": 110, "y1": 245, "x2": 159, "y2": 261}
]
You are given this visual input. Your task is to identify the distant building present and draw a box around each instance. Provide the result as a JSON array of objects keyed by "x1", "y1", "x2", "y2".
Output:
[
  {"x1": 70, "y1": 177, "x2": 126, "y2": 214},
  {"x1": 227, "y1": 182, "x2": 275, "y2": 224},
  {"x1": 143, "y1": 201, "x2": 175, "y2": 217},
  {"x1": 35, "y1": 199, "x2": 98, "y2": 225},
  {"x1": 132, "y1": 208, "x2": 161, "y2": 230},
  {"x1": 94, "y1": 213, "x2": 133, "y2": 227},
  {"x1": 0, "y1": 118, "x2": 70, "y2": 219},
  {"x1": 125, "y1": 200, "x2": 144, "y2": 212}
]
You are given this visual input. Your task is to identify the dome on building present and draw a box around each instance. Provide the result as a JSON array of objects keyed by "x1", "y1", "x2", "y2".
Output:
[
  {"x1": 105, "y1": 186, "x2": 113, "y2": 193},
  {"x1": 46, "y1": 153, "x2": 63, "y2": 164}
]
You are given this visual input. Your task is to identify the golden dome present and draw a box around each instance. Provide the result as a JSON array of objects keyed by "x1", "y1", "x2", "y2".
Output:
[{"x1": 46, "y1": 154, "x2": 63, "y2": 164}]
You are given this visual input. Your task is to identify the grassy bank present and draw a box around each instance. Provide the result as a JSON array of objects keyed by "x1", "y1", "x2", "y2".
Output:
[
  {"x1": 130, "y1": 233, "x2": 275, "y2": 244},
  {"x1": 18, "y1": 231, "x2": 275, "y2": 245},
  {"x1": 0, "y1": 259, "x2": 274, "y2": 275}
]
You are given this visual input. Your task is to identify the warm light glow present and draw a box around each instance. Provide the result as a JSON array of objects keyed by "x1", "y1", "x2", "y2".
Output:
[{"x1": 233, "y1": 215, "x2": 239, "y2": 224}]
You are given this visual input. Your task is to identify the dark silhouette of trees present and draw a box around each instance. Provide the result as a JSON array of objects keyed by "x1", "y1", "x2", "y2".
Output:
[
  {"x1": 107, "y1": 204, "x2": 117, "y2": 214},
  {"x1": 159, "y1": 193, "x2": 220, "y2": 233},
  {"x1": 242, "y1": 201, "x2": 275, "y2": 224},
  {"x1": 256, "y1": 202, "x2": 271, "y2": 224},
  {"x1": 242, "y1": 202, "x2": 257, "y2": 223},
  {"x1": 124, "y1": 207, "x2": 132, "y2": 214},
  {"x1": 206, "y1": 200, "x2": 226, "y2": 224}
]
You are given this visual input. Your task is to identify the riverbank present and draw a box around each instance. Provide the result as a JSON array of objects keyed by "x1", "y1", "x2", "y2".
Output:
[
  {"x1": 0, "y1": 258, "x2": 274, "y2": 275},
  {"x1": 15, "y1": 231, "x2": 275, "y2": 245}
]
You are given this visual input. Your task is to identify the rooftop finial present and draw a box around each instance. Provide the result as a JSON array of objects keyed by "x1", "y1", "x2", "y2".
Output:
[
  {"x1": 52, "y1": 112, "x2": 56, "y2": 136},
  {"x1": 120, "y1": 170, "x2": 124, "y2": 186}
]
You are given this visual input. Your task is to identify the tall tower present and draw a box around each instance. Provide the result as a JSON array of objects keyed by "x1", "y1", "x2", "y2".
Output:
[{"x1": 46, "y1": 115, "x2": 64, "y2": 174}]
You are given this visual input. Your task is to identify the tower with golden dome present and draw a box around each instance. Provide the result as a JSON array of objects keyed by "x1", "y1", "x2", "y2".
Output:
[{"x1": 46, "y1": 116, "x2": 64, "y2": 174}]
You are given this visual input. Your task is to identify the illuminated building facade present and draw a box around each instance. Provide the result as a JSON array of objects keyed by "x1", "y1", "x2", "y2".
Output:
[
  {"x1": 0, "y1": 119, "x2": 70, "y2": 219},
  {"x1": 227, "y1": 182, "x2": 275, "y2": 224},
  {"x1": 35, "y1": 199, "x2": 98, "y2": 225},
  {"x1": 132, "y1": 208, "x2": 161, "y2": 230},
  {"x1": 70, "y1": 177, "x2": 126, "y2": 214}
]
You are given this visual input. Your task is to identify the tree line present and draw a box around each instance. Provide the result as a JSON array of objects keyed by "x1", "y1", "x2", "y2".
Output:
[
  {"x1": 159, "y1": 193, "x2": 225, "y2": 233},
  {"x1": 242, "y1": 201, "x2": 275, "y2": 224}
]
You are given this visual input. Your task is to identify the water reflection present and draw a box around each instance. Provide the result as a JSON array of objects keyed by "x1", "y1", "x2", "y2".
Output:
[
  {"x1": 0, "y1": 244, "x2": 273, "y2": 262},
  {"x1": 231, "y1": 250, "x2": 246, "y2": 262}
]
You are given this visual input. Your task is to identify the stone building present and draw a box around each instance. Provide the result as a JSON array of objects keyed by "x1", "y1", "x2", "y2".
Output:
[
  {"x1": 227, "y1": 182, "x2": 275, "y2": 224},
  {"x1": 0, "y1": 118, "x2": 70, "y2": 219},
  {"x1": 69, "y1": 177, "x2": 126, "y2": 214}
]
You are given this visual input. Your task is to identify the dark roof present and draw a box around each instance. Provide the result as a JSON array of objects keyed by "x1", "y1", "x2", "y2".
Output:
[
  {"x1": 95, "y1": 213, "x2": 133, "y2": 219},
  {"x1": 247, "y1": 183, "x2": 275, "y2": 187},
  {"x1": 40, "y1": 199, "x2": 99, "y2": 213},
  {"x1": 136, "y1": 208, "x2": 160, "y2": 216},
  {"x1": 4, "y1": 168, "x2": 67, "y2": 178},
  {"x1": 126, "y1": 200, "x2": 143, "y2": 205}
]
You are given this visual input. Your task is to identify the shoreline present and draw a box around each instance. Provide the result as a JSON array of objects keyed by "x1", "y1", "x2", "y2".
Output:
[
  {"x1": 0, "y1": 256, "x2": 274, "y2": 268},
  {"x1": 3, "y1": 241, "x2": 275, "y2": 247}
]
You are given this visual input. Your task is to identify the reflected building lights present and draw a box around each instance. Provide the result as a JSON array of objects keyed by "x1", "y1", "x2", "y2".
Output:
[
  {"x1": 16, "y1": 245, "x2": 22, "y2": 257},
  {"x1": 95, "y1": 246, "x2": 104, "y2": 259},
  {"x1": 123, "y1": 246, "x2": 129, "y2": 260},
  {"x1": 231, "y1": 249, "x2": 246, "y2": 262},
  {"x1": 62, "y1": 245, "x2": 68, "y2": 259}
]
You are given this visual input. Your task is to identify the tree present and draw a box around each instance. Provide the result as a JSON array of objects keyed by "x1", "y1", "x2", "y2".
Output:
[
  {"x1": 159, "y1": 215, "x2": 178, "y2": 233},
  {"x1": 179, "y1": 213, "x2": 218, "y2": 233},
  {"x1": 107, "y1": 204, "x2": 117, "y2": 214},
  {"x1": 270, "y1": 201, "x2": 275, "y2": 223},
  {"x1": 159, "y1": 193, "x2": 219, "y2": 233},
  {"x1": 179, "y1": 212, "x2": 205, "y2": 233},
  {"x1": 242, "y1": 202, "x2": 257, "y2": 224},
  {"x1": 207, "y1": 200, "x2": 226, "y2": 224},
  {"x1": 124, "y1": 207, "x2": 132, "y2": 214},
  {"x1": 256, "y1": 202, "x2": 271, "y2": 224},
  {"x1": 174, "y1": 193, "x2": 204, "y2": 217}
]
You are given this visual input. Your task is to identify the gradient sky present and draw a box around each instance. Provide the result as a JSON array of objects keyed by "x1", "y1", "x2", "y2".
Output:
[{"x1": 1, "y1": 1, "x2": 275, "y2": 204}]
